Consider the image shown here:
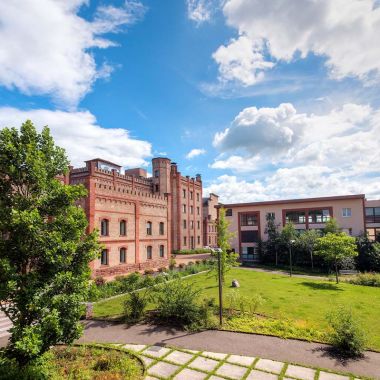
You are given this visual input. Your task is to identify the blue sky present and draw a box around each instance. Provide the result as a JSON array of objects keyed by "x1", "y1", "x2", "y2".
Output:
[{"x1": 0, "y1": 0, "x2": 379, "y2": 202}]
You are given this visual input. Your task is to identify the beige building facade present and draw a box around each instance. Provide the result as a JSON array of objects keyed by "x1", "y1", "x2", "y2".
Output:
[{"x1": 203, "y1": 193, "x2": 219, "y2": 247}]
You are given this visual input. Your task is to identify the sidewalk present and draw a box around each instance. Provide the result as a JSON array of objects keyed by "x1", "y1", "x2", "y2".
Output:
[{"x1": 77, "y1": 321, "x2": 380, "y2": 379}]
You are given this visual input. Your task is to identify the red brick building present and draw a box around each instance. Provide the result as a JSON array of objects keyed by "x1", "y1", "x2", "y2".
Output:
[
  {"x1": 203, "y1": 193, "x2": 219, "y2": 247},
  {"x1": 65, "y1": 157, "x2": 204, "y2": 278}
]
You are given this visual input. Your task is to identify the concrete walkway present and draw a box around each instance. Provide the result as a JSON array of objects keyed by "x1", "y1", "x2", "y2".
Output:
[{"x1": 77, "y1": 321, "x2": 380, "y2": 379}]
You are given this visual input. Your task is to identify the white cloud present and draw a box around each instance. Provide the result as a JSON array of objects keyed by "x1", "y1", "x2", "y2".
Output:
[
  {"x1": 213, "y1": 0, "x2": 380, "y2": 85},
  {"x1": 186, "y1": 148, "x2": 206, "y2": 159},
  {"x1": 210, "y1": 155, "x2": 261, "y2": 172},
  {"x1": 186, "y1": 0, "x2": 216, "y2": 24},
  {"x1": 0, "y1": 0, "x2": 146, "y2": 108},
  {"x1": 0, "y1": 107, "x2": 152, "y2": 168},
  {"x1": 212, "y1": 35, "x2": 274, "y2": 86}
]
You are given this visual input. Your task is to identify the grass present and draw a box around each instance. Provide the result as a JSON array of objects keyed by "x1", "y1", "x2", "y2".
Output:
[{"x1": 93, "y1": 268, "x2": 380, "y2": 351}]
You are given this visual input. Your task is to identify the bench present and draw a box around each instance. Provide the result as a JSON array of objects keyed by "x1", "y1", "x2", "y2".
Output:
[{"x1": 339, "y1": 270, "x2": 358, "y2": 275}]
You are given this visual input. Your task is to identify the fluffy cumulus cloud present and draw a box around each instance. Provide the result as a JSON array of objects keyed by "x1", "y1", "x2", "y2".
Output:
[
  {"x1": 0, "y1": 0, "x2": 146, "y2": 108},
  {"x1": 186, "y1": 0, "x2": 218, "y2": 24},
  {"x1": 0, "y1": 107, "x2": 152, "y2": 168},
  {"x1": 208, "y1": 102, "x2": 380, "y2": 201},
  {"x1": 213, "y1": 0, "x2": 380, "y2": 85},
  {"x1": 186, "y1": 148, "x2": 206, "y2": 159}
]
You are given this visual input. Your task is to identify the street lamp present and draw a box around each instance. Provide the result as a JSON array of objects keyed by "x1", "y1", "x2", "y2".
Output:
[
  {"x1": 289, "y1": 239, "x2": 295, "y2": 277},
  {"x1": 212, "y1": 247, "x2": 223, "y2": 326}
]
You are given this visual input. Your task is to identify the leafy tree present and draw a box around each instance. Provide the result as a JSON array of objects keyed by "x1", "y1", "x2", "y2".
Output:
[
  {"x1": 356, "y1": 234, "x2": 380, "y2": 272},
  {"x1": 297, "y1": 229, "x2": 321, "y2": 270},
  {"x1": 213, "y1": 207, "x2": 239, "y2": 283},
  {"x1": 264, "y1": 213, "x2": 281, "y2": 266},
  {"x1": 280, "y1": 223, "x2": 298, "y2": 276},
  {"x1": 324, "y1": 218, "x2": 340, "y2": 235},
  {"x1": 315, "y1": 233, "x2": 357, "y2": 283},
  {"x1": 0, "y1": 121, "x2": 100, "y2": 367}
]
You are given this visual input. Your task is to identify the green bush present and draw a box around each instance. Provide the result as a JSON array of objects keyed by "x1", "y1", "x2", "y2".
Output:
[
  {"x1": 124, "y1": 292, "x2": 149, "y2": 323},
  {"x1": 225, "y1": 290, "x2": 265, "y2": 317},
  {"x1": 173, "y1": 248, "x2": 213, "y2": 255},
  {"x1": 153, "y1": 279, "x2": 214, "y2": 330},
  {"x1": 327, "y1": 306, "x2": 366, "y2": 356},
  {"x1": 346, "y1": 272, "x2": 380, "y2": 287}
]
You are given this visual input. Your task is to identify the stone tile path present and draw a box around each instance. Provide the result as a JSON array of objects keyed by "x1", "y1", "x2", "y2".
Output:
[
  {"x1": 119, "y1": 343, "x2": 367, "y2": 380},
  {"x1": 0, "y1": 311, "x2": 12, "y2": 339}
]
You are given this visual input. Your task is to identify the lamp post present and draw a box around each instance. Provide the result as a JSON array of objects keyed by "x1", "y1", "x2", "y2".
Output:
[
  {"x1": 212, "y1": 247, "x2": 223, "y2": 326},
  {"x1": 289, "y1": 239, "x2": 295, "y2": 277}
]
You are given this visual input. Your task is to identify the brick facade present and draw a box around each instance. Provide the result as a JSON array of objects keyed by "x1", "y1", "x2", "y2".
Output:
[{"x1": 203, "y1": 193, "x2": 219, "y2": 247}]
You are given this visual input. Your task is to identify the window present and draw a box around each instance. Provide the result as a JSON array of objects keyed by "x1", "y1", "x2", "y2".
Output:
[
  {"x1": 146, "y1": 221, "x2": 152, "y2": 235},
  {"x1": 190, "y1": 191, "x2": 193, "y2": 200},
  {"x1": 197, "y1": 236, "x2": 200, "y2": 244},
  {"x1": 159, "y1": 245, "x2": 164, "y2": 258},
  {"x1": 241, "y1": 230, "x2": 259, "y2": 243},
  {"x1": 342, "y1": 208, "x2": 352, "y2": 217},
  {"x1": 197, "y1": 206, "x2": 200, "y2": 215},
  {"x1": 308, "y1": 209, "x2": 330, "y2": 223},
  {"x1": 120, "y1": 247, "x2": 126, "y2": 263},
  {"x1": 183, "y1": 220, "x2": 187, "y2": 229},
  {"x1": 190, "y1": 220, "x2": 194, "y2": 229},
  {"x1": 100, "y1": 219, "x2": 109, "y2": 236},
  {"x1": 155, "y1": 184, "x2": 159, "y2": 192},
  {"x1": 208, "y1": 236, "x2": 211, "y2": 244},
  {"x1": 147, "y1": 246, "x2": 152, "y2": 260},
  {"x1": 120, "y1": 220, "x2": 127, "y2": 236},
  {"x1": 367, "y1": 228, "x2": 380, "y2": 242},
  {"x1": 266, "y1": 212, "x2": 275, "y2": 220},
  {"x1": 226, "y1": 208, "x2": 232, "y2": 216},
  {"x1": 183, "y1": 189, "x2": 186, "y2": 198},
  {"x1": 197, "y1": 221, "x2": 200, "y2": 229},
  {"x1": 365, "y1": 207, "x2": 380, "y2": 223},
  {"x1": 101, "y1": 249, "x2": 108, "y2": 265},
  {"x1": 183, "y1": 236, "x2": 187, "y2": 246},
  {"x1": 159, "y1": 222, "x2": 164, "y2": 235},
  {"x1": 240, "y1": 213, "x2": 258, "y2": 226},
  {"x1": 183, "y1": 204, "x2": 186, "y2": 213},
  {"x1": 197, "y1": 193, "x2": 200, "y2": 201},
  {"x1": 154, "y1": 169, "x2": 159, "y2": 178},
  {"x1": 190, "y1": 206, "x2": 194, "y2": 214},
  {"x1": 285, "y1": 211, "x2": 306, "y2": 224}
]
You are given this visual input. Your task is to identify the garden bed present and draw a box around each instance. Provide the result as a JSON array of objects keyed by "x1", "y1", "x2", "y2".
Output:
[{"x1": 0, "y1": 344, "x2": 144, "y2": 380}]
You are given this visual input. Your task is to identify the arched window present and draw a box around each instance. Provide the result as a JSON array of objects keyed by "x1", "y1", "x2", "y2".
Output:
[
  {"x1": 100, "y1": 219, "x2": 109, "y2": 236},
  {"x1": 146, "y1": 221, "x2": 152, "y2": 235},
  {"x1": 120, "y1": 220, "x2": 127, "y2": 236},
  {"x1": 101, "y1": 249, "x2": 108, "y2": 265},
  {"x1": 120, "y1": 247, "x2": 126, "y2": 263},
  {"x1": 159, "y1": 245, "x2": 164, "y2": 258},
  {"x1": 147, "y1": 246, "x2": 152, "y2": 260},
  {"x1": 159, "y1": 222, "x2": 164, "y2": 235}
]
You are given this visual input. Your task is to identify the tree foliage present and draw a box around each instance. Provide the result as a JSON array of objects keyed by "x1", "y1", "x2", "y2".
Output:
[
  {"x1": 324, "y1": 218, "x2": 340, "y2": 235},
  {"x1": 0, "y1": 120, "x2": 100, "y2": 366},
  {"x1": 264, "y1": 213, "x2": 281, "y2": 265},
  {"x1": 315, "y1": 233, "x2": 357, "y2": 283},
  {"x1": 297, "y1": 229, "x2": 321, "y2": 270}
]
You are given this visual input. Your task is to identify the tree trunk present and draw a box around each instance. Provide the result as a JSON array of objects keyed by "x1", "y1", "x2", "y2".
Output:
[
  {"x1": 334, "y1": 260, "x2": 339, "y2": 284},
  {"x1": 275, "y1": 248, "x2": 278, "y2": 266},
  {"x1": 309, "y1": 248, "x2": 314, "y2": 271}
]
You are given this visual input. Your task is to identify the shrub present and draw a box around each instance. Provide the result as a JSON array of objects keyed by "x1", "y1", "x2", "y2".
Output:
[
  {"x1": 144, "y1": 269, "x2": 154, "y2": 275},
  {"x1": 346, "y1": 272, "x2": 380, "y2": 287},
  {"x1": 95, "y1": 276, "x2": 106, "y2": 286},
  {"x1": 124, "y1": 292, "x2": 149, "y2": 323},
  {"x1": 327, "y1": 306, "x2": 366, "y2": 356},
  {"x1": 158, "y1": 267, "x2": 167, "y2": 273},
  {"x1": 153, "y1": 279, "x2": 212, "y2": 330},
  {"x1": 169, "y1": 257, "x2": 176, "y2": 270},
  {"x1": 225, "y1": 290, "x2": 265, "y2": 317},
  {"x1": 172, "y1": 248, "x2": 213, "y2": 255},
  {"x1": 187, "y1": 261, "x2": 194, "y2": 266},
  {"x1": 178, "y1": 263, "x2": 185, "y2": 270},
  {"x1": 141, "y1": 275, "x2": 155, "y2": 288}
]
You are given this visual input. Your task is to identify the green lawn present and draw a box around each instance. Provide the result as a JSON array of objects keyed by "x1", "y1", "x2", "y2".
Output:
[{"x1": 93, "y1": 268, "x2": 380, "y2": 350}]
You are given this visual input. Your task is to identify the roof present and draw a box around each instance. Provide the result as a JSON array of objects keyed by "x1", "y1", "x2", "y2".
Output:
[
  {"x1": 85, "y1": 158, "x2": 122, "y2": 168},
  {"x1": 217, "y1": 194, "x2": 365, "y2": 208}
]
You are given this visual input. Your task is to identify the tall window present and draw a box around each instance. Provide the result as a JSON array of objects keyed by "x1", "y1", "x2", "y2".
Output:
[
  {"x1": 120, "y1": 247, "x2": 126, "y2": 263},
  {"x1": 197, "y1": 206, "x2": 200, "y2": 215},
  {"x1": 183, "y1": 204, "x2": 186, "y2": 213},
  {"x1": 147, "y1": 246, "x2": 152, "y2": 260},
  {"x1": 190, "y1": 191, "x2": 193, "y2": 200},
  {"x1": 197, "y1": 236, "x2": 200, "y2": 244},
  {"x1": 190, "y1": 206, "x2": 193, "y2": 214},
  {"x1": 197, "y1": 221, "x2": 200, "y2": 229},
  {"x1": 342, "y1": 208, "x2": 352, "y2": 217},
  {"x1": 240, "y1": 214, "x2": 258, "y2": 226},
  {"x1": 159, "y1": 245, "x2": 164, "y2": 258},
  {"x1": 183, "y1": 189, "x2": 186, "y2": 198},
  {"x1": 120, "y1": 220, "x2": 127, "y2": 236},
  {"x1": 100, "y1": 219, "x2": 109, "y2": 236},
  {"x1": 154, "y1": 169, "x2": 159, "y2": 178},
  {"x1": 226, "y1": 208, "x2": 232, "y2": 216},
  {"x1": 183, "y1": 236, "x2": 187, "y2": 246},
  {"x1": 197, "y1": 193, "x2": 199, "y2": 201},
  {"x1": 183, "y1": 220, "x2": 187, "y2": 229},
  {"x1": 190, "y1": 220, "x2": 194, "y2": 229},
  {"x1": 146, "y1": 221, "x2": 152, "y2": 235},
  {"x1": 101, "y1": 249, "x2": 108, "y2": 265},
  {"x1": 159, "y1": 222, "x2": 164, "y2": 235}
]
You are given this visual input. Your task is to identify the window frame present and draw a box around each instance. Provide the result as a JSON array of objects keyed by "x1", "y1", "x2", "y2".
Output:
[
  {"x1": 100, "y1": 219, "x2": 109, "y2": 236},
  {"x1": 146, "y1": 221, "x2": 152, "y2": 235},
  {"x1": 119, "y1": 220, "x2": 127, "y2": 236},
  {"x1": 159, "y1": 222, "x2": 165, "y2": 235},
  {"x1": 119, "y1": 247, "x2": 126, "y2": 263},
  {"x1": 147, "y1": 245, "x2": 152, "y2": 260},
  {"x1": 342, "y1": 208, "x2": 352, "y2": 218},
  {"x1": 101, "y1": 249, "x2": 108, "y2": 265},
  {"x1": 159, "y1": 245, "x2": 164, "y2": 258}
]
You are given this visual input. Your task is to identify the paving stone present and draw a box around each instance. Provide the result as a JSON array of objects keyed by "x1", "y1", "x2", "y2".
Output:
[
  {"x1": 185, "y1": 349, "x2": 200, "y2": 354},
  {"x1": 285, "y1": 364, "x2": 316, "y2": 380},
  {"x1": 319, "y1": 372, "x2": 350, "y2": 380},
  {"x1": 255, "y1": 358, "x2": 284, "y2": 374},
  {"x1": 246, "y1": 369, "x2": 279, "y2": 380},
  {"x1": 148, "y1": 361, "x2": 179, "y2": 378},
  {"x1": 140, "y1": 355, "x2": 154, "y2": 366},
  {"x1": 216, "y1": 362, "x2": 249, "y2": 379},
  {"x1": 202, "y1": 351, "x2": 228, "y2": 360},
  {"x1": 145, "y1": 377, "x2": 158, "y2": 380},
  {"x1": 164, "y1": 350, "x2": 194, "y2": 365},
  {"x1": 174, "y1": 368, "x2": 208, "y2": 380},
  {"x1": 227, "y1": 354, "x2": 256, "y2": 367},
  {"x1": 121, "y1": 343, "x2": 147, "y2": 352},
  {"x1": 142, "y1": 345, "x2": 171, "y2": 358},
  {"x1": 189, "y1": 356, "x2": 220, "y2": 372},
  {"x1": 208, "y1": 376, "x2": 227, "y2": 380}
]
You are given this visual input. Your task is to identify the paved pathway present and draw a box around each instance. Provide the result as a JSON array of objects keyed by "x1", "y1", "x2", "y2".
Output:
[
  {"x1": 240, "y1": 266, "x2": 328, "y2": 280},
  {"x1": 0, "y1": 310, "x2": 12, "y2": 339},
  {"x1": 77, "y1": 321, "x2": 380, "y2": 379},
  {"x1": 116, "y1": 343, "x2": 369, "y2": 380}
]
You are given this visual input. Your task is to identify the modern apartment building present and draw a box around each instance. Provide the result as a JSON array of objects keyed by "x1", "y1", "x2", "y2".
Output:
[
  {"x1": 203, "y1": 193, "x2": 219, "y2": 247},
  {"x1": 64, "y1": 157, "x2": 204, "y2": 278},
  {"x1": 219, "y1": 194, "x2": 379, "y2": 263}
]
